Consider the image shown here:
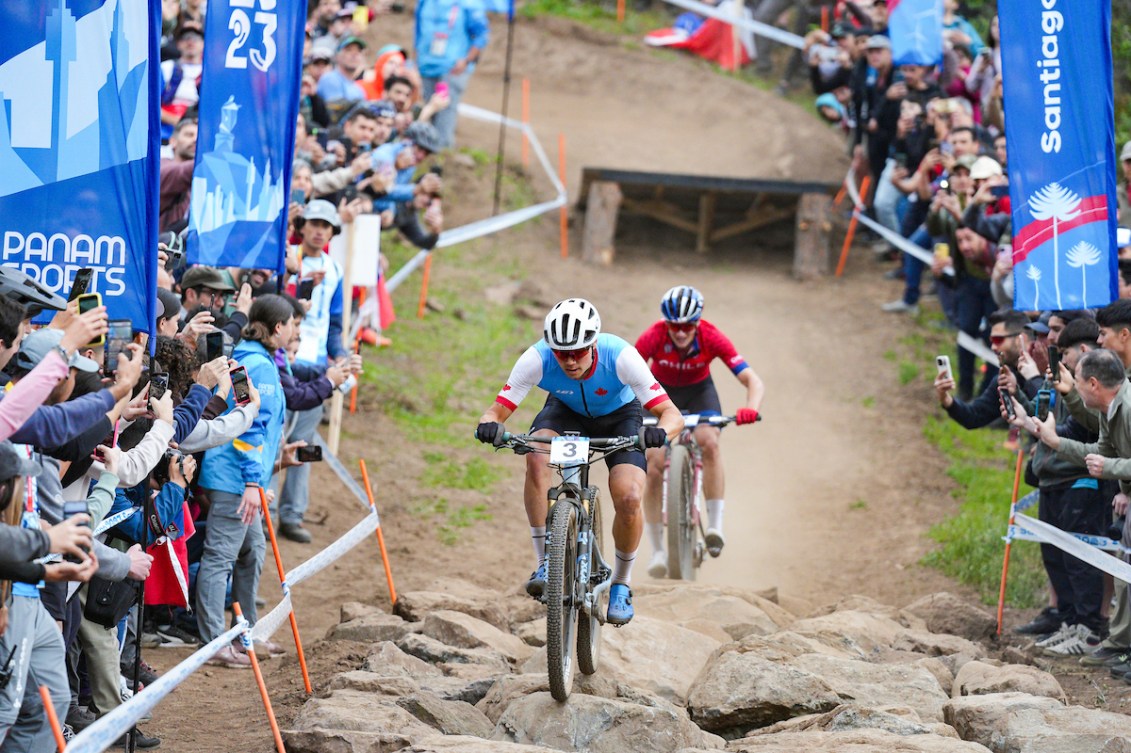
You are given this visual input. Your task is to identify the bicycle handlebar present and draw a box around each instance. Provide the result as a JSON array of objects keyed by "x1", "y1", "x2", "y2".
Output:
[
  {"x1": 499, "y1": 432, "x2": 644, "y2": 452},
  {"x1": 642, "y1": 413, "x2": 761, "y2": 428}
]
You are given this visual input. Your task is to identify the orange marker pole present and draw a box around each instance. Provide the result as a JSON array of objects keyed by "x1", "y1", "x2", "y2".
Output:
[
  {"x1": 996, "y1": 449, "x2": 1025, "y2": 635},
  {"x1": 360, "y1": 459, "x2": 398, "y2": 604},
  {"x1": 416, "y1": 255, "x2": 433, "y2": 319},
  {"x1": 833, "y1": 183, "x2": 847, "y2": 206},
  {"x1": 617, "y1": 0, "x2": 625, "y2": 24},
  {"x1": 258, "y1": 488, "x2": 313, "y2": 694},
  {"x1": 821, "y1": 5, "x2": 829, "y2": 33},
  {"x1": 233, "y1": 603, "x2": 287, "y2": 753},
  {"x1": 521, "y1": 78, "x2": 530, "y2": 168},
  {"x1": 349, "y1": 289, "x2": 365, "y2": 414},
  {"x1": 558, "y1": 134, "x2": 568, "y2": 259},
  {"x1": 835, "y1": 175, "x2": 871, "y2": 277},
  {"x1": 38, "y1": 686, "x2": 66, "y2": 752}
]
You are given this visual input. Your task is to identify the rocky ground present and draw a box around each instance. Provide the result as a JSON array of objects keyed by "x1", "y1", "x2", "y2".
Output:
[{"x1": 282, "y1": 582, "x2": 1131, "y2": 753}]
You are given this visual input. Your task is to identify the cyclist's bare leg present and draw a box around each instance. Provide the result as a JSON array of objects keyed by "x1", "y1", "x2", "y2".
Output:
[
  {"x1": 608, "y1": 464, "x2": 646, "y2": 583},
  {"x1": 643, "y1": 448, "x2": 668, "y2": 575},
  {"x1": 695, "y1": 425, "x2": 726, "y2": 553}
]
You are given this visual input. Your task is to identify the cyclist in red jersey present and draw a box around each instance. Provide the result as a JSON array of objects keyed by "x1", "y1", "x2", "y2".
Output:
[{"x1": 634, "y1": 286, "x2": 764, "y2": 577}]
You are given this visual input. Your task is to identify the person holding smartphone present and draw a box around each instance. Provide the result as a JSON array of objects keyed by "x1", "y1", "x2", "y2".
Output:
[{"x1": 197, "y1": 296, "x2": 293, "y2": 667}]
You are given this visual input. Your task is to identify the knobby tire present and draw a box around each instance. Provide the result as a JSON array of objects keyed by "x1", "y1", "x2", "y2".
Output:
[
  {"x1": 545, "y1": 501, "x2": 579, "y2": 701},
  {"x1": 576, "y1": 493, "x2": 603, "y2": 675},
  {"x1": 666, "y1": 444, "x2": 697, "y2": 581}
]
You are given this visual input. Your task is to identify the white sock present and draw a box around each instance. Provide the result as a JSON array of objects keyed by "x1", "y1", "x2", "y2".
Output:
[
  {"x1": 706, "y1": 499, "x2": 725, "y2": 532},
  {"x1": 531, "y1": 526, "x2": 546, "y2": 564},
  {"x1": 613, "y1": 549, "x2": 637, "y2": 585},
  {"x1": 646, "y1": 523, "x2": 665, "y2": 554}
]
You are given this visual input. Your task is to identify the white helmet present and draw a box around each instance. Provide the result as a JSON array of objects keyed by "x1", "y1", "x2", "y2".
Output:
[{"x1": 543, "y1": 298, "x2": 601, "y2": 349}]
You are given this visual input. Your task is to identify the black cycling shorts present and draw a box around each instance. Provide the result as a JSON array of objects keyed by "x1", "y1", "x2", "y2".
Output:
[
  {"x1": 530, "y1": 396, "x2": 646, "y2": 471},
  {"x1": 662, "y1": 377, "x2": 722, "y2": 416}
]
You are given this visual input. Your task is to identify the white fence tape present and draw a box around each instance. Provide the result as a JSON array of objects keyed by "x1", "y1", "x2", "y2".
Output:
[
  {"x1": 94, "y1": 506, "x2": 139, "y2": 537},
  {"x1": 249, "y1": 592, "x2": 294, "y2": 643},
  {"x1": 956, "y1": 330, "x2": 1000, "y2": 368},
  {"x1": 67, "y1": 621, "x2": 248, "y2": 753},
  {"x1": 287, "y1": 512, "x2": 380, "y2": 587},
  {"x1": 1014, "y1": 512, "x2": 1131, "y2": 582},
  {"x1": 658, "y1": 0, "x2": 804, "y2": 48},
  {"x1": 387, "y1": 103, "x2": 568, "y2": 293},
  {"x1": 312, "y1": 431, "x2": 373, "y2": 511},
  {"x1": 1007, "y1": 522, "x2": 1124, "y2": 554}
]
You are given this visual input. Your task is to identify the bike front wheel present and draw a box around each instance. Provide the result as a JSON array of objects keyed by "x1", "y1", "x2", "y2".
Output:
[
  {"x1": 576, "y1": 493, "x2": 603, "y2": 675},
  {"x1": 545, "y1": 501, "x2": 580, "y2": 701},
  {"x1": 665, "y1": 444, "x2": 697, "y2": 581}
]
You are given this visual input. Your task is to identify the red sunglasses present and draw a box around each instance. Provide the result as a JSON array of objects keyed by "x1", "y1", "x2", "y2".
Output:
[
  {"x1": 667, "y1": 322, "x2": 697, "y2": 333},
  {"x1": 552, "y1": 346, "x2": 590, "y2": 359},
  {"x1": 989, "y1": 332, "x2": 1021, "y2": 346}
]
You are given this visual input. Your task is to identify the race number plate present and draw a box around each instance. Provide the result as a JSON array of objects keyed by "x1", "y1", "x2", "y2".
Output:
[{"x1": 550, "y1": 436, "x2": 589, "y2": 466}]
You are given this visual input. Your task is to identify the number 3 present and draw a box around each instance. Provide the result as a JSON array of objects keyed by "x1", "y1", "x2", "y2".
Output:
[
  {"x1": 225, "y1": 4, "x2": 278, "y2": 72},
  {"x1": 562, "y1": 441, "x2": 577, "y2": 458}
]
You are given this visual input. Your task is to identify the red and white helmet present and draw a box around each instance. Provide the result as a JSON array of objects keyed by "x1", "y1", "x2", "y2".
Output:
[{"x1": 543, "y1": 298, "x2": 601, "y2": 349}]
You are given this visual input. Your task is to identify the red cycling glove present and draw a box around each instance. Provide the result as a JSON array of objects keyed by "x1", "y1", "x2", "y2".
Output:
[{"x1": 735, "y1": 408, "x2": 759, "y2": 426}]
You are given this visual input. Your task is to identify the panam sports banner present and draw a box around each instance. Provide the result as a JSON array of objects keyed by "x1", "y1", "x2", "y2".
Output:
[
  {"x1": 0, "y1": 0, "x2": 159, "y2": 329},
  {"x1": 1001, "y1": 0, "x2": 1117, "y2": 311},
  {"x1": 186, "y1": 0, "x2": 304, "y2": 274},
  {"x1": 888, "y1": 0, "x2": 943, "y2": 67}
]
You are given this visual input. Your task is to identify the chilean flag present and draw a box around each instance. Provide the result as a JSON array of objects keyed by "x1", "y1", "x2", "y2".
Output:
[
  {"x1": 1000, "y1": 0, "x2": 1117, "y2": 311},
  {"x1": 888, "y1": 0, "x2": 943, "y2": 66}
]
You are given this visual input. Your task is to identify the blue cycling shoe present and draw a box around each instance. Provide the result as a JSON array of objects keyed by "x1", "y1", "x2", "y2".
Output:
[
  {"x1": 525, "y1": 559, "x2": 548, "y2": 599},
  {"x1": 606, "y1": 584, "x2": 634, "y2": 626}
]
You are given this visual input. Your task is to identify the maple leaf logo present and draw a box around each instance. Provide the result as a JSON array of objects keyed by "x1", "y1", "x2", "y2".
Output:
[
  {"x1": 595, "y1": 388, "x2": 608, "y2": 396},
  {"x1": 502, "y1": 384, "x2": 512, "y2": 391},
  {"x1": 649, "y1": 382, "x2": 662, "y2": 391}
]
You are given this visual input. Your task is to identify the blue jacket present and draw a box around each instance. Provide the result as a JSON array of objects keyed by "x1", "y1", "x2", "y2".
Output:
[
  {"x1": 371, "y1": 142, "x2": 418, "y2": 213},
  {"x1": 281, "y1": 359, "x2": 334, "y2": 412},
  {"x1": 7, "y1": 390, "x2": 116, "y2": 449},
  {"x1": 414, "y1": 0, "x2": 490, "y2": 79},
  {"x1": 172, "y1": 385, "x2": 211, "y2": 444},
  {"x1": 109, "y1": 481, "x2": 187, "y2": 546},
  {"x1": 200, "y1": 340, "x2": 285, "y2": 494}
]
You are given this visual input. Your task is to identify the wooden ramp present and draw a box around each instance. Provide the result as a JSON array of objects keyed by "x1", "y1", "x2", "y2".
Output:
[{"x1": 578, "y1": 167, "x2": 840, "y2": 279}]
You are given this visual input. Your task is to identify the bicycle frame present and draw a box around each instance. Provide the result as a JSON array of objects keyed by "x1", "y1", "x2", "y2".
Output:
[{"x1": 547, "y1": 466, "x2": 612, "y2": 623}]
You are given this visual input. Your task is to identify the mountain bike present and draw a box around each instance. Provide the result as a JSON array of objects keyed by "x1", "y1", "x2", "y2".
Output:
[
  {"x1": 495, "y1": 431, "x2": 644, "y2": 701},
  {"x1": 643, "y1": 413, "x2": 752, "y2": 580}
]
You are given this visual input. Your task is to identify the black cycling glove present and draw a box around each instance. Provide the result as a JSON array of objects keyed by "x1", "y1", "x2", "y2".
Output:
[
  {"x1": 641, "y1": 427, "x2": 668, "y2": 449},
  {"x1": 476, "y1": 422, "x2": 505, "y2": 446}
]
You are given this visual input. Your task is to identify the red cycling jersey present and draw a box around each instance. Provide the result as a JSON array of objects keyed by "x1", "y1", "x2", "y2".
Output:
[{"x1": 634, "y1": 319, "x2": 749, "y2": 388}]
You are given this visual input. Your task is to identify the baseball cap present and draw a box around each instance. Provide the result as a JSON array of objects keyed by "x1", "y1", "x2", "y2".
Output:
[
  {"x1": 15, "y1": 327, "x2": 98, "y2": 373},
  {"x1": 866, "y1": 35, "x2": 891, "y2": 50},
  {"x1": 0, "y1": 441, "x2": 42, "y2": 481},
  {"x1": 969, "y1": 156, "x2": 1003, "y2": 181},
  {"x1": 953, "y1": 154, "x2": 978, "y2": 172},
  {"x1": 157, "y1": 289, "x2": 182, "y2": 322},
  {"x1": 311, "y1": 45, "x2": 334, "y2": 63},
  {"x1": 175, "y1": 22, "x2": 204, "y2": 40},
  {"x1": 181, "y1": 266, "x2": 236, "y2": 292},
  {"x1": 366, "y1": 99, "x2": 397, "y2": 120},
  {"x1": 302, "y1": 200, "x2": 342, "y2": 233},
  {"x1": 1122, "y1": 142, "x2": 1131, "y2": 162},
  {"x1": 1119, "y1": 227, "x2": 1131, "y2": 249},
  {"x1": 338, "y1": 35, "x2": 367, "y2": 52}
]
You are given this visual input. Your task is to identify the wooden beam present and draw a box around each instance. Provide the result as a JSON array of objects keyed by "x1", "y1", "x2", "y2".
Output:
[
  {"x1": 709, "y1": 206, "x2": 794, "y2": 243},
  {"x1": 620, "y1": 197, "x2": 699, "y2": 234},
  {"x1": 581, "y1": 181, "x2": 623, "y2": 266},
  {"x1": 793, "y1": 192, "x2": 834, "y2": 280},
  {"x1": 696, "y1": 192, "x2": 716, "y2": 253}
]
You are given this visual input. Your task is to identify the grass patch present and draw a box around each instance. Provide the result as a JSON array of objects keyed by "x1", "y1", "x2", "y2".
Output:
[
  {"x1": 421, "y1": 452, "x2": 505, "y2": 491},
  {"x1": 861, "y1": 395, "x2": 875, "y2": 409},
  {"x1": 411, "y1": 495, "x2": 495, "y2": 545},
  {"x1": 849, "y1": 499, "x2": 868, "y2": 510},
  {"x1": 520, "y1": 0, "x2": 671, "y2": 36},
  {"x1": 898, "y1": 361, "x2": 920, "y2": 386}
]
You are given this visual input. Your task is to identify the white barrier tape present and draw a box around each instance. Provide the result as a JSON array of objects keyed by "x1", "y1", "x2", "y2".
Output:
[
  {"x1": 386, "y1": 103, "x2": 568, "y2": 294},
  {"x1": 1007, "y1": 523, "x2": 1125, "y2": 554},
  {"x1": 94, "y1": 506, "x2": 139, "y2": 537},
  {"x1": 1013, "y1": 489, "x2": 1039, "y2": 512},
  {"x1": 249, "y1": 592, "x2": 293, "y2": 643},
  {"x1": 1015, "y1": 512, "x2": 1131, "y2": 582},
  {"x1": 658, "y1": 0, "x2": 804, "y2": 48},
  {"x1": 312, "y1": 432, "x2": 374, "y2": 512},
  {"x1": 956, "y1": 330, "x2": 1000, "y2": 367},
  {"x1": 287, "y1": 511, "x2": 379, "y2": 587},
  {"x1": 67, "y1": 620, "x2": 248, "y2": 753}
]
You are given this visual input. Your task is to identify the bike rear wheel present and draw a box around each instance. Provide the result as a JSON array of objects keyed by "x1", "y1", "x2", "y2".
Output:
[
  {"x1": 576, "y1": 493, "x2": 603, "y2": 675},
  {"x1": 545, "y1": 501, "x2": 579, "y2": 701},
  {"x1": 665, "y1": 444, "x2": 697, "y2": 581}
]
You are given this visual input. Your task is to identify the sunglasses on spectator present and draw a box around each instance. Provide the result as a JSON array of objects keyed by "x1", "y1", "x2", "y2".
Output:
[
  {"x1": 989, "y1": 332, "x2": 1022, "y2": 346},
  {"x1": 551, "y1": 346, "x2": 590, "y2": 360},
  {"x1": 667, "y1": 323, "x2": 697, "y2": 333}
]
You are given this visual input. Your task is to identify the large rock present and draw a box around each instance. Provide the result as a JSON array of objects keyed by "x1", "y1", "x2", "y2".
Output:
[
  {"x1": 746, "y1": 703, "x2": 958, "y2": 739},
  {"x1": 904, "y1": 593, "x2": 997, "y2": 642},
  {"x1": 421, "y1": 610, "x2": 533, "y2": 664},
  {"x1": 476, "y1": 672, "x2": 619, "y2": 723},
  {"x1": 515, "y1": 617, "x2": 546, "y2": 647},
  {"x1": 397, "y1": 691, "x2": 495, "y2": 738},
  {"x1": 944, "y1": 692, "x2": 1131, "y2": 752},
  {"x1": 687, "y1": 649, "x2": 841, "y2": 736},
  {"x1": 396, "y1": 633, "x2": 511, "y2": 673},
  {"x1": 283, "y1": 689, "x2": 435, "y2": 753},
  {"x1": 789, "y1": 610, "x2": 907, "y2": 657},
  {"x1": 494, "y1": 691, "x2": 724, "y2": 752},
  {"x1": 791, "y1": 654, "x2": 950, "y2": 723},
  {"x1": 716, "y1": 728, "x2": 994, "y2": 752},
  {"x1": 327, "y1": 611, "x2": 419, "y2": 643},
  {"x1": 329, "y1": 671, "x2": 419, "y2": 697},
  {"x1": 394, "y1": 590, "x2": 510, "y2": 632},
  {"x1": 401, "y1": 734, "x2": 555, "y2": 753},
  {"x1": 522, "y1": 615, "x2": 718, "y2": 704},
  {"x1": 363, "y1": 641, "x2": 443, "y2": 678},
  {"x1": 633, "y1": 584, "x2": 793, "y2": 641},
  {"x1": 952, "y1": 661, "x2": 1065, "y2": 702},
  {"x1": 892, "y1": 629, "x2": 986, "y2": 659}
]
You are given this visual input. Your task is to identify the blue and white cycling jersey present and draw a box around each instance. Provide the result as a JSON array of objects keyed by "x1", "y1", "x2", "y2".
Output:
[{"x1": 495, "y1": 334, "x2": 669, "y2": 418}]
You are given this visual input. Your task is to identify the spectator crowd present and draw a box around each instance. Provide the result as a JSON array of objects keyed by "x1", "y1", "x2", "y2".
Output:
[{"x1": 0, "y1": 0, "x2": 498, "y2": 749}]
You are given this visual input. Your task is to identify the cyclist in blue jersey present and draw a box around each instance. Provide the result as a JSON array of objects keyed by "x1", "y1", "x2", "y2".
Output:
[{"x1": 476, "y1": 299, "x2": 684, "y2": 626}]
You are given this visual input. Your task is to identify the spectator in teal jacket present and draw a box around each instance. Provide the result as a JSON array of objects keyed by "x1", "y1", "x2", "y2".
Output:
[{"x1": 414, "y1": 0, "x2": 490, "y2": 148}]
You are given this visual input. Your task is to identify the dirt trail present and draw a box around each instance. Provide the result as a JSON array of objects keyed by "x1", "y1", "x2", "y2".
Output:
[{"x1": 150, "y1": 13, "x2": 969, "y2": 752}]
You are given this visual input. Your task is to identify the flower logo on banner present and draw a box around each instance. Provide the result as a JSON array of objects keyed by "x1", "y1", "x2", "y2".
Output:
[
  {"x1": 1025, "y1": 265, "x2": 1042, "y2": 311},
  {"x1": 1027, "y1": 183, "x2": 1082, "y2": 310},
  {"x1": 1066, "y1": 241, "x2": 1103, "y2": 304}
]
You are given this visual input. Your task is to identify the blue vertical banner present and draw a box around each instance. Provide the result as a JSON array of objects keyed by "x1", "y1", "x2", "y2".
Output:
[
  {"x1": 0, "y1": 0, "x2": 159, "y2": 330},
  {"x1": 888, "y1": 0, "x2": 943, "y2": 66},
  {"x1": 186, "y1": 0, "x2": 304, "y2": 274},
  {"x1": 1001, "y1": 0, "x2": 1117, "y2": 311}
]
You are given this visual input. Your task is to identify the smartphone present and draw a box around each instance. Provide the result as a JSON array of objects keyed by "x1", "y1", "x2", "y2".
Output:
[
  {"x1": 77, "y1": 293, "x2": 104, "y2": 346},
  {"x1": 296, "y1": 446, "x2": 323, "y2": 463},
  {"x1": 1036, "y1": 389, "x2": 1052, "y2": 422},
  {"x1": 933, "y1": 242, "x2": 950, "y2": 260},
  {"x1": 205, "y1": 331, "x2": 224, "y2": 363},
  {"x1": 435, "y1": 81, "x2": 449, "y2": 97},
  {"x1": 68, "y1": 268, "x2": 94, "y2": 302},
  {"x1": 103, "y1": 319, "x2": 132, "y2": 377},
  {"x1": 61, "y1": 500, "x2": 90, "y2": 563},
  {"x1": 148, "y1": 372, "x2": 169, "y2": 413},
  {"x1": 939, "y1": 178, "x2": 952, "y2": 195},
  {"x1": 1047, "y1": 345, "x2": 1061, "y2": 382},
  {"x1": 92, "y1": 421, "x2": 120, "y2": 463},
  {"x1": 999, "y1": 388, "x2": 1016, "y2": 419},
  {"x1": 297, "y1": 278, "x2": 315, "y2": 301},
  {"x1": 230, "y1": 366, "x2": 251, "y2": 406},
  {"x1": 935, "y1": 355, "x2": 952, "y2": 381},
  {"x1": 990, "y1": 184, "x2": 1010, "y2": 199},
  {"x1": 290, "y1": 188, "x2": 305, "y2": 206}
]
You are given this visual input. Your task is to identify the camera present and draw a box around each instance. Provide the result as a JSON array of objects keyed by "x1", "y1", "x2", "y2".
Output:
[{"x1": 1109, "y1": 516, "x2": 1126, "y2": 541}]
